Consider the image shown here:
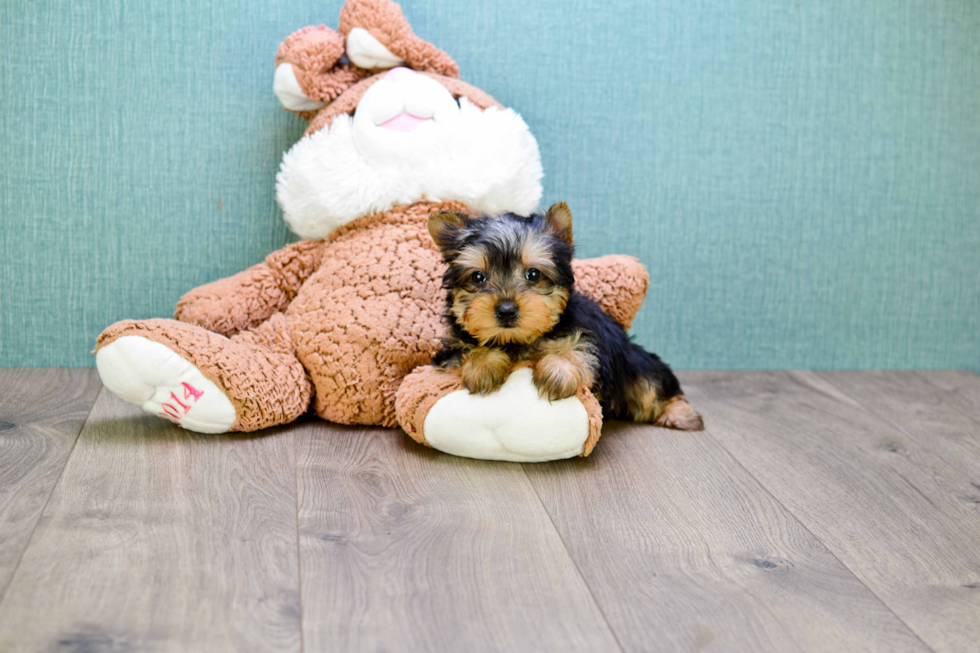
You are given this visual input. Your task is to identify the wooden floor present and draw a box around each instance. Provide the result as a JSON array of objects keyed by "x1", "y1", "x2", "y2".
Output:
[{"x1": 1, "y1": 370, "x2": 979, "y2": 652}]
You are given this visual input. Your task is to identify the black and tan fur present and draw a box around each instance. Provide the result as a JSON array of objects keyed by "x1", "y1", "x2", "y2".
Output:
[{"x1": 428, "y1": 203, "x2": 703, "y2": 430}]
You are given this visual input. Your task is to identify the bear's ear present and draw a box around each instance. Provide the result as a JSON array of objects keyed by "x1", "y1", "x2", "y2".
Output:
[
  {"x1": 427, "y1": 212, "x2": 467, "y2": 251},
  {"x1": 545, "y1": 202, "x2": 573, "y2": 246},
  {"x1": 339, "y1": 0, "x2": 460, "y2": 78}
]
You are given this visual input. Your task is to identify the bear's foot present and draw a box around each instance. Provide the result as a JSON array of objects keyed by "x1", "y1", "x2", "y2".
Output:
[
  {"x1": 95, "y1": 315, "x2": 313, "y2": 433},
  {"x1": 96, "y1": 335, "x2": 237, "y2": 434},
  {"x1": 396, "y1": 366, "x2": 603, "y2": 462}
]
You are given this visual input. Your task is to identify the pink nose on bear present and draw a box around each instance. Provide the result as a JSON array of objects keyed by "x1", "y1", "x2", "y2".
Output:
[
  {"x1": 378, "y1": 67, "x2": 429, "y2": 132},
  {"x1": 385, "y1": 66, "x2": 415, "y2": 83}
]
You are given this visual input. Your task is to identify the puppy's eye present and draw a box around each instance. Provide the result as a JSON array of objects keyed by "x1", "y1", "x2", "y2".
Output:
[
  {"x1": 471, "y1": 271, "x2": 487, "y2": 285},
  {"x1": 524, "y1": 268, "x2": 541, "y2": 282}
]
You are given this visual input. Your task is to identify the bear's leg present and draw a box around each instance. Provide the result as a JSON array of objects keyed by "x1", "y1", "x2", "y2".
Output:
[
  {"x1": 95, "y1": 313, "x2": 312, "y2": 433},
  {"x1": 395, "y1": 365, "x2": 603, "y2": 462}
]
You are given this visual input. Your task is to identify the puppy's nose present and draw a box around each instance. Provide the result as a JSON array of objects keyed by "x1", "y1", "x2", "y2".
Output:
[{"x1": 495, "y1": 301, "x2": 519, "y2": 323}]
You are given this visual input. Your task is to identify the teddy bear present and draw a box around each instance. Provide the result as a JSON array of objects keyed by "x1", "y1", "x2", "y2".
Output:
[{"x1": 94, "y1": 0, "x2": 697, "y2": 462}]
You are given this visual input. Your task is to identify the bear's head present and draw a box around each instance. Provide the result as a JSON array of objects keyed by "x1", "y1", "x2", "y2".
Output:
[{"x1": 273, "y1": 0, "x2": 543, "y2": 239}]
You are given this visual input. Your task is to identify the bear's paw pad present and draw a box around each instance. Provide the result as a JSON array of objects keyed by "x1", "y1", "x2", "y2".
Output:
[{"x1": 422, "y1": 368, "x2": 590, "y2": 462}]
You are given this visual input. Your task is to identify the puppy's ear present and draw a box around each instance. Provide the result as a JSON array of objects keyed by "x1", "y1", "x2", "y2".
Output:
[
  {"x1": 427, "y1": 211, "x2": 467, "y2": 250},
  {"x1": 545, "y1": 202, "x2": 573, "y2": 245}
]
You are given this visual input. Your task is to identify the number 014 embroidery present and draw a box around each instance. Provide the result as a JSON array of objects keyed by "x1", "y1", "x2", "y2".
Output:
[{"x1": 159, "y1": 382, "x2": 205, "y2": 421}]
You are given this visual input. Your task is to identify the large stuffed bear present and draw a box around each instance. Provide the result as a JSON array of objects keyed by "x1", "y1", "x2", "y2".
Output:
[{"x1": 95, "y1": 0, "x2": 691, "y2": 462}]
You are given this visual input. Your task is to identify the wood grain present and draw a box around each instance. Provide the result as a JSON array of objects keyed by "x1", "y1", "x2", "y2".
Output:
[
  {"x1": 0, "y1": 368, "x2": 101, "y2": 602},
  {"x1": 916, "y1": 370, "x2": 980, "y2": 421},
  {"x1": 523, "y1": 420, "x2": 927, "y2": 652},
  {"x1": 4, "y1": 369, "x2": 980, "y2": 651},
  {"x1": 295, "y1": 423, "x2": 621, "y2": 652},
  {"x1": 818, "y1": 370, "x2": 980, "y2": 505},
  {"x1": 0, "y1": 391, "x2": 302, "y2": 653},
  {"x1": 682, "y1": 370, "x2": 980, "y2": 652}
]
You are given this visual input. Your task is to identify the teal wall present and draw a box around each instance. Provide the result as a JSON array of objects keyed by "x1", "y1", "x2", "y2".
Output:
[{"x1": 2, "y1": 0, "x2": 979, "y2": 370}]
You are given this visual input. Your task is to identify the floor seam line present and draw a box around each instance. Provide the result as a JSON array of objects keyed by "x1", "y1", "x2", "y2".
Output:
[
  {"x1": 912, "y1": 370, "x2": 980, "y2": 430},
  {"x1": 697, "y1": 415, "x2": 937, "y2": 653},
  {"x1": 520, "y1": 463, "x2": 628, "y2": 653},
  {"x1": 0, "y1": 382, "x2": 103, "y2": 614},
  {"x1": 293, "y1": 429, "x2": 306, "y2": 653},
  {"x1": 815, "y1": 370, "x2": 968, "y2": 456}
]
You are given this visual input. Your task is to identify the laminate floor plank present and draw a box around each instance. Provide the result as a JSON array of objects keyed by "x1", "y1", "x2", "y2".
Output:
[
  {"x1": 5, "y1": 369, "x2": 978, "y2": 651},
  {"x1": 0, "y1": 391, "x2": 302, "y2": 653},
  {"x1": 817, "y1": 371, "x2": 980, "y2": 507},
  {"x1": 523, "y1": 419, "x2": 928, "y2": 652},
  {"x1": 916, "y1": 370, "x2": 980, "y2": 422},
  {"x1": 682, "y1": 370, "x2": 980, "y2": 652},
  {"x1": 0, "y1": 368, "x2": 101, "y2": 601},
  {"x1": 296, "y1": 423, "x2": 621, "y2": 653}
]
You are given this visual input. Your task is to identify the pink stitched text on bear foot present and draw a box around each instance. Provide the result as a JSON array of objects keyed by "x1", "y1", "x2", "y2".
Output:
[{"x1": 159, "y1": 382, "x2": 205, "y2": 422}]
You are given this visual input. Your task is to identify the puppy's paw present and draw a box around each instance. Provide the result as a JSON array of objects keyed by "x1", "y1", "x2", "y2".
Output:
[
  {"x1": 533, "y1": 353, "x2": 594, "y2": 402},
  {"x1": 461, "y1": 348, "x2": 511, "y2": 395},
  {"x1": 655, "y1": 397, "x2": 704, "y2": 431},
  {"x1": 436, "y1": 352, "x2": 463, "y2": 370}
]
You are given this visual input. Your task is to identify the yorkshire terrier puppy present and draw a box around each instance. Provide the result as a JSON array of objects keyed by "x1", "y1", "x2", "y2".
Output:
[{"x1": 427, "y1": 203, "x2": 703, "y2": 430}]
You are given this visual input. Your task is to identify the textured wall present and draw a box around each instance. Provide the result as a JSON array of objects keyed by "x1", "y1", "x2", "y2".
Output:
[{"x1": 2, "y1": 0, "x2": 979, "y2": 370}]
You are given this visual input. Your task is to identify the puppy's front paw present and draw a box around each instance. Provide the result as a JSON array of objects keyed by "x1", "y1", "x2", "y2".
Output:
[
  {"x1": 533, "y1": 353, "x2": 594, "y2": 402},
  {"x1": 461, "y1": 348, "x2": 511, "y2": 395},
  {"x1": 435, "y1": 351, "x2": 463, "y2": 370}
]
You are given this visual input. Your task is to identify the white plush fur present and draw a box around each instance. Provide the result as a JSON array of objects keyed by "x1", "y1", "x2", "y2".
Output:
[
  {"x1": 276, "y1": 69, "x2": 543, "y2": 239},
  {"x1": 423, "y1": 368, "x2": 590, "y2": 462}
]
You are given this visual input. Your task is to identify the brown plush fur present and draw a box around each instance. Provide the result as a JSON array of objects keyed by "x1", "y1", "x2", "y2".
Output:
[{"x1": 275, "y1": 25, "x2": 371, "y2": 113}]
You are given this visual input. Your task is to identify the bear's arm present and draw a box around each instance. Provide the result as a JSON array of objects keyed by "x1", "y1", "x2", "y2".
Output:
[
  {"x1": 572, "y1": 255, "x2": 650, "y2": 330},
  {"x1": 174, "y1": 240, "x2": 327, "y2": 337}
]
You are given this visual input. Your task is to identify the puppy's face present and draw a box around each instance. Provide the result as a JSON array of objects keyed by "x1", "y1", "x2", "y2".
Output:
[{"x1": 428, "y1": 204, "x2": 575, "y2": 346}]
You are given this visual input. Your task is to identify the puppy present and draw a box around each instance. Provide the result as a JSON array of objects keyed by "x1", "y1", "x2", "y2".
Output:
[{"x1": 427, "y1": 203, "x2": 703, "y2": 430}]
